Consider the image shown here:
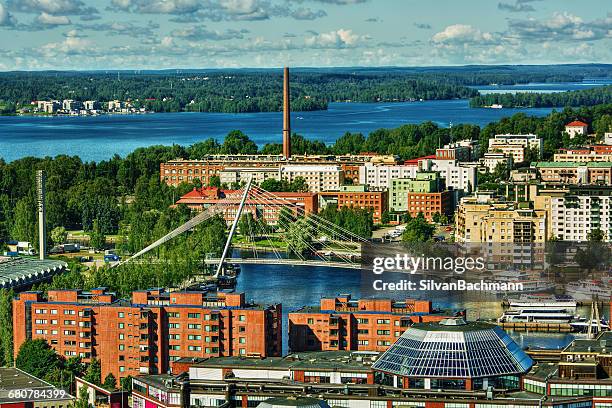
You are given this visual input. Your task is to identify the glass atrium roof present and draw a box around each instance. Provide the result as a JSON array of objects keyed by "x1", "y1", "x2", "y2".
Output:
[{"x1": 373, "y1": 320, "x2": 533, "y2": 379}]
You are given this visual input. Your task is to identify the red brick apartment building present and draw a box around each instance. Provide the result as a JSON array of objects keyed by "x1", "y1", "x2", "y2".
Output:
[
  {"x1": 159, "y1": 156, "x2": 372, "y2": 187},
  {"x1": 288, "y1": 295, "x2": 461, "y2": 352},
  {"x1": 319, "y1": 189, "x2": 388, "y2": 224},
  {"x1": 175, "y1": 187, "x2": 318, "y2": 224},
  {"x1": 406, "y1": 189, "x2": 453, "y2": 220},
  {"x1": 13, "y1": 288, "x2": 281, "y2": 383}
]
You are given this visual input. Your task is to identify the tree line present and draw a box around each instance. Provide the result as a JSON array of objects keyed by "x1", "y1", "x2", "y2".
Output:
[
  {"x1": 470, "y1": 85, "x2": 612, "y2": 108},
  {"x1": 0, "y1": 70, "x2": 483, "y2": 115}
]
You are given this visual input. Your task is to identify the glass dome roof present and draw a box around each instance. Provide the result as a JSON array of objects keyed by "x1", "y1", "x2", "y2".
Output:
[{"x1": 373, "y1": 320, "x2": 533, "y2": 379}]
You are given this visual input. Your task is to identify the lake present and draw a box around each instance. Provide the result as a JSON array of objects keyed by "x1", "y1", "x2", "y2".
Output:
[
  {"x1": 3, "y1": 80, "x2": 609, "y2": 163},
  {"x1": 1, "y1": 99, "x2": 554, "y2": 163}
]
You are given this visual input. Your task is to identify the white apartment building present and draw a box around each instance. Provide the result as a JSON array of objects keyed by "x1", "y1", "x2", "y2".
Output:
[
  {"x1": 280, "y1": 165, "x2": 343, "y2": 192},
  {"x1": 358, "y1": 163, "x2": 418, "y2": 189},
  {"x1": 488, "y1": 134, "x2": 543, "y2": 163},
  {"x1": 62, "y1": 99, "x2": 83, "y2": 111},
  {"x1": 220, "y1": 167, "x2": 280, "y2": 185},
  {"x1": 424, "y1": 159, "x2": 477, "y2": 193},
  {"x1": 36, "y1": 100, "x2": 60, "y2": 113},
  {"x1": 481, "y1": 153, "x2": 513, "y2": 172},
  {"x1": 549, "y1": 195, "x2": 611, "y2": 242},
  {"x1": 359, "y1": 160, "x2": 476, "y2": 193}
]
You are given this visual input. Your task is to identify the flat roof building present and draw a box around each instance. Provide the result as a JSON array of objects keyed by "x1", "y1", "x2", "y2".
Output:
[
  {"x1": 13, "y1": 288, "x2": 281, "y2": 384},
  {"x1": 0, "y1": 367, "x2": 74, "y2": 408},
  {"x1": 289, "y1": 295, "x2": 462, "y2": 353}
]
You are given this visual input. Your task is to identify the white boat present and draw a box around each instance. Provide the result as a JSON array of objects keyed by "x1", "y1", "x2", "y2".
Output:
[
  {"x1": 565, "y1": 280, "x2": 611, "y2": 300},
  {"x1": 570, "y1": 319, "x2": 609, "y2": 333},
  {"x1": 499, "y1": 308, "x2": 579, "y2": 324},
  {"x1": 491, "y1": 270, "x2": 555, "y2": 293},
  {"x1": 508, "y1": 295, "x2": 577, "y2": 310}
]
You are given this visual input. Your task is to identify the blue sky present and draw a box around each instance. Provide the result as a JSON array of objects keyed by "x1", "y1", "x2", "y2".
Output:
[{"x1": 0, "y1": 0, "x2": 610, "y2": 70}]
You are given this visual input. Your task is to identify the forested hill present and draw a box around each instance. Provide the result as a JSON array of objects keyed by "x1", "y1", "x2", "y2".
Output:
[
  {"x1": 0, "y1": 71, "x2": 477, "y2": 114},
  {"x1": 470, "y1": 85, "x2": 612, "y2": 108},
  {"x1": 1, "y1": 65, "x2": 609, "y2": 114}
]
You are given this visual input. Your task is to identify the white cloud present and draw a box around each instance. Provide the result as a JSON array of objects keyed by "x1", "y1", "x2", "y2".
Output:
[
  {"x1": 171, "y1": 25, "x2": 249, "y2": 40},
  {"x1": 508, "y1": 12, "x2": 611, "y2": 41},
  {"x1": 36, "y1": 12, "x2": 71, "y2": 26},
  {"x1": 0, "y1": 2, "x2": 16, "y2": 26},
  {"x1": 38, "y1": 33, "x2": 93, "y2": 57},
  {"x1": 305, "y1": 28, "x2": 364, "y2": 48},
  {"x1": 291, "y1": 7, "x2": 326, "y2": 20},
  {"x1": 7, "y1": 0, "x2": 97, "y2": 16},
  {"x1": 432, "y1": 24, "x2": 496, "y2": 44}
]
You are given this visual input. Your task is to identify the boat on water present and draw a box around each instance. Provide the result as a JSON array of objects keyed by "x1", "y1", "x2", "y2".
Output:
[
  {"x1": 508, "y1": 294, "x2": 577, "y2": 310},
  {"x1": 490, "y1": 269, "x2": 555, "y2": 294},
  {"x1": 565, "y1": 280, "x2": 611, "y2": 300},
  {"x1": 570, "y1": 319, "x2": 610, "y2": 333},
  {"x1": 498, "y1": 307, "x2": 580, "y2": 324}
]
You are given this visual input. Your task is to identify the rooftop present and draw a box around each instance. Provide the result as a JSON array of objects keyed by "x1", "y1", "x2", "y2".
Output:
[
  {"x1": 562, "y1": 331, "x2": 612, "y2": 354},
  {"x1": 179, "y1": 350, "x2": 378, "y2": 373},
  {"x1": 0, "y1": 367, "x2": 73, "y2": 403},
  {"x1": 0, "y1": 257, "x2": 68, "y2": 289},
  {"x1": 258, "y1": 397, "x2": 330, "y2": 408},
  {"x1": 532, "y1": 161, "x2": 612, "y2": 168},
  {"x1": 373, "y1": 320, "x2": 533, "y2": 379},
  {"x1": 566, "y1": 121, "x2": 588, "y2": 127}
]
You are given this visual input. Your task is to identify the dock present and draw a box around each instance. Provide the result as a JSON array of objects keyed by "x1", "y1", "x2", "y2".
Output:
[{"x1": 500, "y1": 322, "x2": 573, "y2": 332}]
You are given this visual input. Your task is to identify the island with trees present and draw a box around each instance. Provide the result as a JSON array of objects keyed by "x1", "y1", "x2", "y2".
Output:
[{"x1": 470, "y1": 85, "x2": 612, "y2": 108}]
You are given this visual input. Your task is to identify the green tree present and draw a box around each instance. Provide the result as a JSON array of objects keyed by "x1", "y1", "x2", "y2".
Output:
[
  {"x1": 288, "y1": 177, "x2": 309, "y2": 193},
  {"x1": 89, "y1": 219, "x2": 106, "y2": 250},
  {"x1": 381, "y1": 211, "x2": 391, "y2": 225},
  {"x1": 83, "y1": 358, "x2": 102, "y2": 385},
  {"x1": 0, "y1": 289, "x2": 13, "y2": 366},
  {"x1": 587, "y1": 228, "x2": 605, "y2": 242},
  {"x1": 238, "y1": 212, "x2": 257, "y2": 242},
  {"x1": 73, "y1": 384, "x2": 90, "y2": 408},
  {"x1": 16, "y1": 339, "x2": 62, "y2": 380},
  {"x1": 208, "y1": 176, "x2": 221, "y2": 188},
  {"x1": 431, "y1": 212, "x2": 441, "y2": 224},
  {"x1": 51, "y1": 226, "x2": 68, "y2": 246},
  {"x1": 402, "y1": 214, "x2": 435, "y2": 243},
  {"x1": 11, "y1": 195, "x2": 37, "y2": 245},
  {"x1": 120, "y1": 376, "x2": 133, "y2": 391},
  {"x1": 221, "y1": 130, "x2": 258, "y2": 154},
  {"x1": 285, "y1": 217, "x2": 314, "y2": 256},
  {"x1": 103, "y1": 373, "x2": 117, "y2": 391}
]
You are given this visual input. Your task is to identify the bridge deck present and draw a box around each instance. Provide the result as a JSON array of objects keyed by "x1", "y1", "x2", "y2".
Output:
[{"x1": 204, "y1": 258, "x2": 363, "y2": 269}]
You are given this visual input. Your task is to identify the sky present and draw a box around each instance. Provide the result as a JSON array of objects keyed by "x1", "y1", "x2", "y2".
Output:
[{"x1": 0, "y1": 0, "x2": 610, "y2": 70}]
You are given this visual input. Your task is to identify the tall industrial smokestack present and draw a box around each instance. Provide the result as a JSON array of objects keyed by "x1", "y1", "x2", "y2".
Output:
[
  {"x1": 36, "y1": 170, "x2": 46, "y2": 260},
  {"x1": 282, "y1": 67, "x2": 291, "y2": 159}
]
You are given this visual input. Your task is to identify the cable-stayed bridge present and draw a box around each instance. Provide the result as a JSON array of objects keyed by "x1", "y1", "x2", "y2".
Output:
[{"x1": 114, "y1": 177, "x2": 367, "y2": 275}]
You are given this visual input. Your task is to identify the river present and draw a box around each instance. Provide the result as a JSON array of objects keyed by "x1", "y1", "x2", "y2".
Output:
[{"x1": 234, "y1": 261, "x2": 577, "y2": 354}]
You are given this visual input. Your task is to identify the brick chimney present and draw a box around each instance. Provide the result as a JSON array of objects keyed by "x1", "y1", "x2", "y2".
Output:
[{"x1": 282, "y1": 67, "x2": 291, "y2": 159}]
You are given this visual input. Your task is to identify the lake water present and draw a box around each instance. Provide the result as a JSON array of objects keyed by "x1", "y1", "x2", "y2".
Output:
[
  {"x1": 2, "y1": 80, "x2": 609, "y2": 163},
  {"x1": 1, "y1": 99, "x2": 555, "y2": 163}
]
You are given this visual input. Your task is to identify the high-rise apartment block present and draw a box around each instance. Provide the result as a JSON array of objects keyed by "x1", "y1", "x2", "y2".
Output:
[
  {"x1": 289, "y1": 295, "x2": 459, "y2": 353},
  {"x1": 13, "y1": 288, "x2": 281, "y2": 383}
]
